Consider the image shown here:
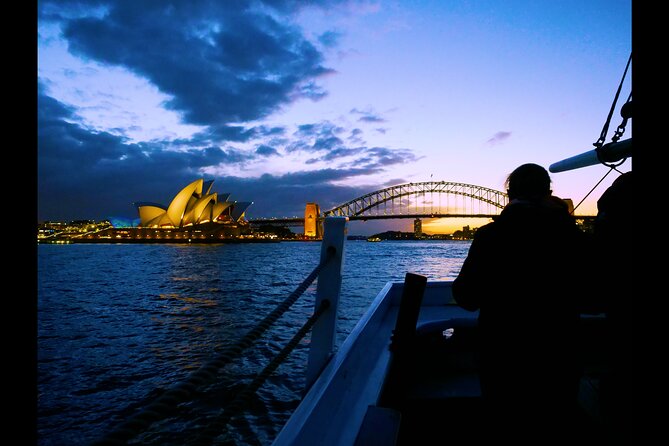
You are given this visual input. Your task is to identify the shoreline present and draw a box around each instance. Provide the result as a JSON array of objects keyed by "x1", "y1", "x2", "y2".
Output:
[{"x1": 37, "y1": 238, "x2": 285, "y2": 244}]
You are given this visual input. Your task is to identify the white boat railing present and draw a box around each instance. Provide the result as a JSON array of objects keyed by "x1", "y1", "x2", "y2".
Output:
[{"x1": 306, "y1": 216, "x2": 349, "y2": 390}]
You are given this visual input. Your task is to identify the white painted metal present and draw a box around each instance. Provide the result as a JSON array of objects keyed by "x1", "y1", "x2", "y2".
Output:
[
  {"x1": 549, "y1": 138, "x2": 632, "y2": 173},
  {"x1": 305, "y1": 216, "x2": 349, "y2": 390}
]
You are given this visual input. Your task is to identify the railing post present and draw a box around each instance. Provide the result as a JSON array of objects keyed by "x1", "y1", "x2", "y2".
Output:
[{"x1": 305, "y1": 216, "x2": 348, "y2": 392}]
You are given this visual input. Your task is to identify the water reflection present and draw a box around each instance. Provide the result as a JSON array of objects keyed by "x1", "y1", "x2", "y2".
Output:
[{"x1": 38, "y1": 240, "x2": 470, "y2": 445}]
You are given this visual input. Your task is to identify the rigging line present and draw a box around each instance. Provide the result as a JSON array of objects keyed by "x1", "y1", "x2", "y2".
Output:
[
  {"x1": 594, "y1": 52, "x2": 632, "y2": 148},
  {"x1": 571, "y1": 167, "x2": 620, "y2": 213},
  {"x1": 191, "y1": 300, "x2": 331, "y2": 446}
]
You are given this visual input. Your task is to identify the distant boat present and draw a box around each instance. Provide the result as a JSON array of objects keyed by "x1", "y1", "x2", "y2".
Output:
[{"x1": 366, "y1": 237, "x2": 381, "y2": 242}]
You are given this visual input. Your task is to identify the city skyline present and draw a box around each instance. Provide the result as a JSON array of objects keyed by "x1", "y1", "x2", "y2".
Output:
[{"x1": 38, "y1": 0, "x2": 632, "y2": 235}]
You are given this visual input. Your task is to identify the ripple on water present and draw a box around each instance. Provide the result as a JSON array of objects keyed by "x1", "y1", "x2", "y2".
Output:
[{"x1": 38, "y1": 240, "x2": 470, "y2": 445}]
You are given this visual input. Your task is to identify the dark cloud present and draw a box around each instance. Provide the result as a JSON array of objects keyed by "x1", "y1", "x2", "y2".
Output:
[
  {"x1": 37, "y1": 86, "x2": 399, "y2": 224},
  {"x1": 252, "y1": 0, "x2": 353, "y2": 14},
  {"x1": 486, "y1": 131, "x2": 512, "y2": 146},
  {"x1": 358, "y1": 115, "x2": 385, "y2": 123},
  {"x1": 256, "y1": 144, "x2": 280, "y2": 156},
  {"x1": 358, "y1": 147, "x2": 420, "y2": 168},
  {"x1": 294, "y1": 122, "x2": 345, "y2": 138},
  {"x1": 225, "y1": 167, "x2": 385, "y2": 217},
  {"x1": 177, "y1": 125, "x2": 288, "y2": 148},
  {"x1": 298, "y1": 143, "x2": 418, "y2": 168},
  {"x1": 294, "y1": 80, "x2": 330, "y2": 101},
  {"x1": 313, "y1": 136, "x2": 344, "y2": 151},
  {"x1": 38, "y1": 83, "x2": 253, "y2": 220},
  {"x1": 188, "y1": 146, "x2": 257, "y2": 166},
  {"x1": 348, "y1": 128, "x2": 364, "y2": 144},
  {"x1": 320, "y1": 146, "x2": 365, "y2": 161},
  {"x1": 41, "y1": 0, "x2": 334, "y2": 133},
  {"x1": 37, "y1": 2, "x2": 423, "y2": 231},
  {"x1": 38, "y1": 82, "x2": 77, "y2": 121},
  {"x1": 288, "y1": 121, "x2": 346, "y2": 152}
]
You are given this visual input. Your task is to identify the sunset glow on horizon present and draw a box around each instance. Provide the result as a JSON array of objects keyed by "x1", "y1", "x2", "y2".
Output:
[{"x1": 38, "y1": 0, "x2": 632, "y2": 235}]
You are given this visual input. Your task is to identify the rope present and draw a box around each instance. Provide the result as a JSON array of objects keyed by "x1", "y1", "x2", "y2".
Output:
[
  {"x1": 191, "y1": 299, "x2": 331, "y2": 445},
  {"x1": 593, "y1": 52, "x2": 632, "y2": 149},
  {"x1": 92, "y1": 248, "x2": 336, "y2": 446},
  {"x1": 571, "y1": 167, "x2": 620, "y2": 213},
  {"x1": 571, "y1": 53, "x2": 632, "y2": 214}
]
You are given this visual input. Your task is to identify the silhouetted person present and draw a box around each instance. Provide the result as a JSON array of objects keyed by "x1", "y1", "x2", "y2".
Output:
[
  {"x1": 593, "y1": 171, "x2": 633, "y2": 318},
  {"x1": 452, "y1": 163, "x2": 587, "y2": 440},
  {"x1": 592, "y1": 171, "x2": 634, "y2": 436}
]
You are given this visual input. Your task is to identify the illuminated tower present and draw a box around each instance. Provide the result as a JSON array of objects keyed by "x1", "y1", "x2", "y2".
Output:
[
  {"x1": 414, "y1": 218, "x2": 422, "y2": 238},
  {"x1": 304, "y1": 203, "x2": 321, "y2": 238}
]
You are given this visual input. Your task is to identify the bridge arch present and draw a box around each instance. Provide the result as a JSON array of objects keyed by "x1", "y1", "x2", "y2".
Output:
[{"x1": 322, "y1": 181, "x2": 508, "y2": 218}]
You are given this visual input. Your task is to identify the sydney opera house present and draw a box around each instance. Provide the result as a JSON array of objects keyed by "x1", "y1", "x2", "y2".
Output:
[
  {"x1": 135, "y1": 178, "x2": 251, "y2": 229},
  {"x1": 52, "y1": 179, "x2": 255, "y2": 243}
]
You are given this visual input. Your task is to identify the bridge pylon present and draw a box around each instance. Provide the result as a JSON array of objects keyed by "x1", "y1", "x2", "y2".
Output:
[{"x1": 304, "y1": 203, "x2": 322, "y2": 238}]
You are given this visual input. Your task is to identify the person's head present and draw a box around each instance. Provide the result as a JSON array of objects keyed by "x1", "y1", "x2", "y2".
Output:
[{"x1": 505, "y1": 163, "x2": 552, "y2": 201}]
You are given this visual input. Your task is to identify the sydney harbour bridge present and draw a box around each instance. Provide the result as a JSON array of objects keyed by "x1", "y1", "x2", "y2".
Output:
[
  {"x1": 248, "y1": 181, "x2": 596, "y2": 236},
  {"x1": 250, "y1": 181, "x2": 495, "y2": 233}
]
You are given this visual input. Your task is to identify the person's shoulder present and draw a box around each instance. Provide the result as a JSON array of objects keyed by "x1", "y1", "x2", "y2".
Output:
[{"x1": 471, "y1": 220, "x2": 497, "y2": 240}]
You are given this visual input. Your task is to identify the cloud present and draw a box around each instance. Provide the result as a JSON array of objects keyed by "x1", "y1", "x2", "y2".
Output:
[
  {"x1": 296, "y1": 141, "x2": 419, "y2": 168},
  {"x1": 38, "y1": 83, "x2": 255, "y2": 220},
  {"x1": 37, "y1": 3, "x2": 423, "y2": 225},
  {"x1": 256, "y1": 144, "x2": 280, "y2": 156},
  {"x1": 40, "y1": 0, "x2": 334, "y2": 134},
  {"x1": 358, "y1": 115, "x2": 385, "y2": 123},
  {"x1": 357, "y1": 147, "x2": 420, "y2": 168},
  {"x1": 223, "y1": 168, "x2": 386, "y2": 217},
  {"x1": 37, "y1": 85, "x2": 415, "y2": 222},
  {"x1": 350, "y1": 107, "x2": 387, "y2": 123},
  {"x1": 486, "y1": 131, "x2": 512, "y2": 146},
  {"x1": 320, "y1": 146, "x2": 366, "y2": 161},
  {"x1": 347, "y1": 128, "x2": 364, "y2": 144},
  {"x1": 190, "y1": 125, "x2": 281, "y2": 145},
  {"x1": 318, "y1": 30, "x2": 343, "y2": 48},
  {"x1": 190, "y1": 146, "x2": 257, "y2": 166},
  {"x1": 288, "y1": 121, "x2": 346, "y2": 152}
]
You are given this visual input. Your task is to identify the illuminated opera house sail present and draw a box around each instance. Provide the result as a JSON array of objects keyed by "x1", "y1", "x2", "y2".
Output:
[{"x1": 135, "y1": 179, "x2": 251, "y2": 229}]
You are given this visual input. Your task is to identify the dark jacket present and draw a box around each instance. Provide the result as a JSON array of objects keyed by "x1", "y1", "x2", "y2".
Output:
[{"x1": 452, "y1": 198, "x2": 587, "y2": 418}]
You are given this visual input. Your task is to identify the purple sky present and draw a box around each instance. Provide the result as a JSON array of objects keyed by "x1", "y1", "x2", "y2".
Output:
[{"x1": 37, "y1": 0, "x2": 632, "y2": 235}]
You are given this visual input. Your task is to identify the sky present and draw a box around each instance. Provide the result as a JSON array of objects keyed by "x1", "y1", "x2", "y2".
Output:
[{"x1": 37, "y1": 0, "x2": 632, "y2": 235}]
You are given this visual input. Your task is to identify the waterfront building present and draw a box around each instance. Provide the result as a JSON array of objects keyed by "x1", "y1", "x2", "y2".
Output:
[{"x1": 38, "y1": 179, "x2": 255, "y2": 243}]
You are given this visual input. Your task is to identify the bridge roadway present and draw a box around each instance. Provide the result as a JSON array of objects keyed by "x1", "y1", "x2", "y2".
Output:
[
  {"x1": 247, "y1": 181, "x2": 596, "y2": 229},
  {"x1": 248, "y1": 214, "x2": 597, "y2": 227}
]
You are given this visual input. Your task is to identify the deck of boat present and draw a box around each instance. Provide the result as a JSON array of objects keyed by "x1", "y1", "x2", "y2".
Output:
[
  {"x1": 273, "y1": 280, "x2": 613, "y2": 445},
  {"x1": 379, "y1": 316, "x2": 612, "y2": 443},
  {"x1": 371, "y1": 281, "x2": 614, "y2": 443}
]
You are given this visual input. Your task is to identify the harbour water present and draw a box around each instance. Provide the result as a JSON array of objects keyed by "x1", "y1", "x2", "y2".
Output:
[{"x1": 37, "y1": 240, "x2": 471, "y2": 445}]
